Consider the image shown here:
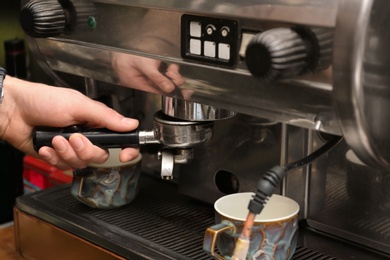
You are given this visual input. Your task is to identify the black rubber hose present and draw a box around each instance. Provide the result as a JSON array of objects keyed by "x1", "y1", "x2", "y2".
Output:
[{"x1": 248, "y1": 135, "x2": 343, "y2": 214}]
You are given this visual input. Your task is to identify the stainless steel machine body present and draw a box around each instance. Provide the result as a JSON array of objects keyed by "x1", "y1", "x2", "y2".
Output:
[{"x1": 18, "y1": 0, "x2": 390, "y2": 258}]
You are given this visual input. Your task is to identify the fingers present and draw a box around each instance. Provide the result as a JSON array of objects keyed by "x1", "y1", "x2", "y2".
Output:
[
  {"x1": 38, "y1": 134, "x2": 109, "y2": 169},
  {"x1": 38, "y1": 134, "x2": 140, "y2": 170},
  {"x1": 166, "y1": 64, "x2": 185, "y2": 87},
  {"x1": 38, "y1": 147, "x2": 73, "y2": 170},
  {"x1": 136, "y1": 59, "x2": 176, "y2": 93},
  {"x1": 68, "y1": 134, "x2": 109, "y2": 164},
  {"x1": 146, "y1": 70, "x2": 176, "y2": 93},
  {"x1": 119, "y1": 147, "x2": 140, "y2": 162},
  {"x1": 78, "y1": 100, "x2": 139, "y2": 132}
]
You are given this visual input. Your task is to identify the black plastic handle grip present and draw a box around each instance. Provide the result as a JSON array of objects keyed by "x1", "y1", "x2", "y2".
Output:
[{"x1": 33, "y1": 126, "x2": 140, "y2": 152}]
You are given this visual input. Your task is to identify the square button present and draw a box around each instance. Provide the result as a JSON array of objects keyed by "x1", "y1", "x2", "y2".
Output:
[
  {"x1": 204, "y1": 41, "x2": 216, "y2": 57},
  {"x1": 190, "y1": 21, "x2": 202, "y2": 37},
  {"x1": 218, "y1": 43, "x2": 230, "y2": 60},
  {"x1": 189, "y1": 39, "x2": 201, "y2": 55}
]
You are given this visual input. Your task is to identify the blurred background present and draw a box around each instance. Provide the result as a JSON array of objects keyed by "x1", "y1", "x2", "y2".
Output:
[
  {"x1": 0, "y1": 0, "x2": 57, "y2": 224},
  {"x1": 0, "y1": 0, "x2": 53, "y2": 83},
  {"x1": 0, "y1": 1, "x2": 24, "y2": 67}
]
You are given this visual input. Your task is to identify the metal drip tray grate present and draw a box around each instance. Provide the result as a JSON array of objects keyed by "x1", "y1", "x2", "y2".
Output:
[
  {"x1": 293, "y1": 247, "x2": 338, "y2": 260},
  {"x1": 16, "y1": 175, "x2": 336, "y2": 259}
]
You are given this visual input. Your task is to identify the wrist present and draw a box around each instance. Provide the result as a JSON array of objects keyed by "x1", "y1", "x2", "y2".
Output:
[
  {"x1": 0, "y1": 67, "x2": 6, "y2": 104},
  {"x1": 0, "y1": 75, "x2": 18, "y2": 140}
]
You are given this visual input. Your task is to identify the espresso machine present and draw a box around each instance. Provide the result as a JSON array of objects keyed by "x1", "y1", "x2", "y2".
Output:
[{"x1": 13, "y1": 0, "x2": 390, "y2": 259}]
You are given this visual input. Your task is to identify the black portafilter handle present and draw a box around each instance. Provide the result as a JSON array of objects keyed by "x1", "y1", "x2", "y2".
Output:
[
  {"x1": 33, "y1": 126, "x2": 140, "y2": 152},
  {"x1": 248, "y1": 165, "x2": 287, "y2": 214}
]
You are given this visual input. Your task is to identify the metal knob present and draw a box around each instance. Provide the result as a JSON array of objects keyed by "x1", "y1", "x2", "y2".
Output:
[
  {"x1": 245, "y1": 27, "x2": 333, "y2": 80},
  {"x1": 20, "y1": 0, "x2": 97, "y2": 38},
  {"x1": 20, "y1": 0, "x2": 67, "y2": 38},
  {"x1": 308, "y1": 27, "x2": 333, "y2": 71},
  {"x1": 245, "y1": 28, "x2": 308, "y2": 79}
]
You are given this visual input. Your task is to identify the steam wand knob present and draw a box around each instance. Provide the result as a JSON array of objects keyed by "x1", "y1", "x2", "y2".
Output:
[
  {"x1": 20, "y1": 0, "x2": 97, "y2": 38},
  {"x1": 245, "y1": 27, "x2": 333, "y2": 80},
  {"x1": 20, "y1": 0, "x2": 67, "y2": 38},
  {"x1": 245, "y1": 28, "x2": 308, "y2": 80}
]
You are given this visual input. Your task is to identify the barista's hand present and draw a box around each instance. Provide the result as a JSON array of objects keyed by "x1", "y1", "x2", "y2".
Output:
[
  {"x1": 111, "y1": 53, "x2": 184, "y2": 94},
  {"x1": 0, "y1": 75, "x2": 139, "y2": 170}
]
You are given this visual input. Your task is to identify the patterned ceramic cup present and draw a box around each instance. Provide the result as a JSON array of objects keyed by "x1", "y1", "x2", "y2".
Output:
[
  {"x1": 203, "y1": 193, "x2": 299, "y2": 260},
  {"x1": 71, "y1": 149, "x2": 142, "y2": 209}
]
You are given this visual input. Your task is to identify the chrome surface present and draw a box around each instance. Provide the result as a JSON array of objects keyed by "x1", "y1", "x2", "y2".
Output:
[
  {"x1": 158, "y1": 148, "x2": 193, "y2": 179},
  {"x1": 21, "y1": 0, "x2": 390, "y2": 257},
  {"x1": 93, "y1": 0, "x2": 339, "y2": 28},
  {"x1": 171, "y1": 148, "x2": 193, "y2": 164},
  {"x1": 159, "y1": 150, "x2": 174, "y2": 180},
  {"x1": 334, "y1": 0, "x2": 390, "y2": 169},
  {"x1": 153, "y1": 111, "x2": 213, "y2": 148},
  {"x1": 136, "y1": 111, "x2": 214, "y2": 147},
  {"x1": 84, "y1": 78, "x2": 99, "y2": 99},
  {"x1": 24, "y1": 0, "x2": 339, "y2": 134},
  {"x1": 138, "y1": 130, "x2": 159, "y2": 145},
  {"x1": 162, "y1": 97, "x2": 236, "y2": 121},
  {"x1": 21, "y1": 0, "x2": 389, "y2": 169},
  {"x1": 139, "y1": 110, "x2": 214, "y2": 178}
]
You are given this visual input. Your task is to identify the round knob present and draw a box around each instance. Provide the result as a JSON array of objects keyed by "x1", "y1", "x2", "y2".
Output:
[
  {"x1": 245, "y1": 28, "x2": 308, "y2": 80},
  {"x1": 20, "y1": 0, "x2": 67, "y2": 38},
  {"x1": 21, "y1": 0, "x2": 98, "y2": 38},
  {"x1": 308, "y1": 27, "x2": 333, "y2": 71},
  {"x1": 20, "y1": 0, "x2": 66, "y2": 37}
]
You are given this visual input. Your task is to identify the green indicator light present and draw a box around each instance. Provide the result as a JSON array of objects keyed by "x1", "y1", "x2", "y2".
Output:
[{"x1": 88, "y1": 16, "x2": 97, "y2": 29}]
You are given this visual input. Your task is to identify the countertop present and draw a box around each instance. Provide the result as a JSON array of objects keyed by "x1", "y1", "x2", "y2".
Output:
[{"x1": 0, "y1": 223, "x2": 23, "y2": 260}]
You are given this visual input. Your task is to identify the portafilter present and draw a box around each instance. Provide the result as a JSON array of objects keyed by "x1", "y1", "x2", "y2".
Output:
[{"x1": 33, "y1": 110, "x2": 214, "y2": 179}]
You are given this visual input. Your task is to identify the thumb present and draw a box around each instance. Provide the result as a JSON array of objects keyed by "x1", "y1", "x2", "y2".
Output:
[{"x1": 76, "y1": 101, "x2": 139, "y2": 131}]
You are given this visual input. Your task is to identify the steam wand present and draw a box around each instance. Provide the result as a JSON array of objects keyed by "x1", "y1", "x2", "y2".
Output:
[{"x1": 232, "y1": 136, "x2": 343, "y2": 260}]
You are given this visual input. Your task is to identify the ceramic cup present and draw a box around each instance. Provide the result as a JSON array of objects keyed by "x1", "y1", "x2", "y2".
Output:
[
  {"x1": 71, "y1": 149, "x2": 142, "y2": 209},
  {"x1": 203, "y1": 193, "x2": 299, "y2": 260}
]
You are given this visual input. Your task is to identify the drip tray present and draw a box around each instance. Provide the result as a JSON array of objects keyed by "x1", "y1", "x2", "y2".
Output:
[{"x1": 16, "y1": 174, "x2": 338, "y2": 259}]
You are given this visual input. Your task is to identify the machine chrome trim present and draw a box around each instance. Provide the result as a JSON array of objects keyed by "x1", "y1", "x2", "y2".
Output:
[
  {"x1": 162, "y1": 97, "x2": 236, "y2": 121},
  {"x1": 334, "y1": 0, "x2": 390, "y2": 169}
]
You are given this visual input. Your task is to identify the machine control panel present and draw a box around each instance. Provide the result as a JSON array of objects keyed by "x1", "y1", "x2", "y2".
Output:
[{"x1": 181, "y1": 15, "x2": 238, "y2": 67}]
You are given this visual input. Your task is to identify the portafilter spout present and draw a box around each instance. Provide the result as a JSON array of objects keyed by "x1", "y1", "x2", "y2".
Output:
[{"x1": 33, "y1": 110, "x2": 214, "y2": 179}]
